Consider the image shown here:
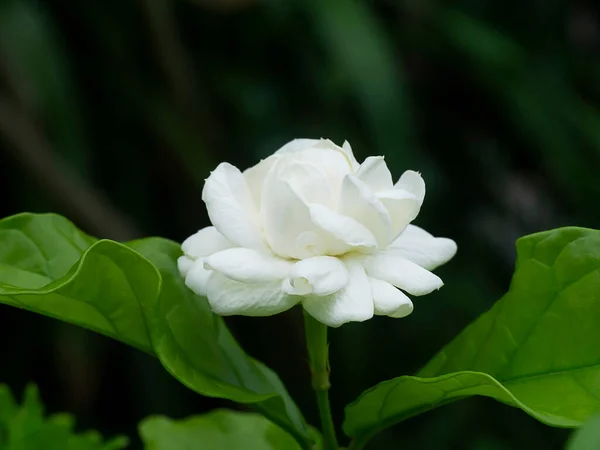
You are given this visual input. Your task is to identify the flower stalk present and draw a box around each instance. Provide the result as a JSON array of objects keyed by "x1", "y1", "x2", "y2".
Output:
[{"x1": 303, "y1": 310, "x2": 339, "y2": 450}]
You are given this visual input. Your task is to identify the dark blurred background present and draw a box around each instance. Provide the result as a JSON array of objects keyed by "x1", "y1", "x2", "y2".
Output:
[{"x1": 1, "y1": 0, "x2": 599, "y2": 448}]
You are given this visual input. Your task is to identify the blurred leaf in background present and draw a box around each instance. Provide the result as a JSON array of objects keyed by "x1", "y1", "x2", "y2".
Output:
[
  {"x1": 0, "y1": 384, "x2": 127, "y2": 450},
  {"x1": 567, "y1": 413, "x2": 600, "y2": 450},
  {"x1": 139, "y1": 410, "x2": 310, "y2": 450}
]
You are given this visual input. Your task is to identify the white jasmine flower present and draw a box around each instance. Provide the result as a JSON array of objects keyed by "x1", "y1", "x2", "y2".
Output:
[{"x1": 179, "y1": 139, "x2": 456, "y2": 327}]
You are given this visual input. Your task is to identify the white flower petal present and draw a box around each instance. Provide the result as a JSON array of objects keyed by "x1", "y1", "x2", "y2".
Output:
[
  {"x1": 184, "y1": 258, "x2": 213, "y2": 297},
  {"x1": 366, "y1": 253, "x2": 443, "y2": 296},
  {"x1": 282, "y1": 147, "x2": 352, "y2": 193},
  {"x1": 262, "y1": 172, "x2": 329, "y2": 259},
  {"x1": 386, "y1": 225, "x2": 457, "y2": 271},
  {"x1": 181, "y1": 226, "x2": 233, "y2": 259},
  {"x1": 376, "y1": 190, "x2": 421, "y2": 241},
  {"x1": 397, "y1": 224, "x2": 433, "y2": 239},
  {"x1": 302, "y1": 260, "x2": 373, "y2": 327},
  {"x1": 204, "y1": 248, "x2": 292, "y2": 284},
  {"x1": 277, "y1": 160, "x2": 333, "y2": 206},
  {"x1": 202, "y1": 162, "x2": 268, "y2": 252},
  {"x1": 245, "y1": 139, "x2": 348, "y2": 211},
  {"x1": 389, "y1": 303, "x2": 414, "y2": 318},
  {"x1": 395, "y1": 170, "x2": 425, "y2": 206},
  {"x1": 342, "y1": 140, "x2": 360, "y2": 170},
  {"x1": 243, "y1": 156, "x2": 278, "y2": 209},
  {"x1": 309, "y1": 203, "x2": 378, "y2": 255},
  {"x1": 355, "y1": 156, "x2": 393, "y2": 192},
  {"x1": 370, "y1": 277, "x2": 414, "y2": 318},
  {"x1": 275, "y1": 138, "x2": 355, "y2": 169},
  {"x1": 275, "y1": 138, "x2": 323, "y2": 154},
  {"x1": 206, "y1": 273, "x2": 299, "y2": 316},
  {"x1": 178, "y1": 256, "x2": 195, "y2": 277},
  {"x1": 283, "y1": 256, "x2": 348, "y2": 296},
  {"x1": 340, "y1": 174, "x2": 391, "y2": 246}
]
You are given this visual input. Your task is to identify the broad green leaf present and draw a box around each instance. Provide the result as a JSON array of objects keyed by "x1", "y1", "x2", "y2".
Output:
[
  {"x1": 0, "y1": 384, "x2": 127, "y2": 450},
  {"x1": 128, "y1": 238, "x2": 314, "y2": 448},
  {"x1": 567, "y1": 413, "x2": 600, "y2": 450},
  {"x1": 0, "y1": 213, "x2": 314, "y2": 449},
  {"x1": 139, "y1": 410, "x2": 303, "y2": 450},
  {"x1": 344, "y1": 227, "x2": 600, "y2": 446},
  {"x1": 0, "y1": 213, "x2": 155, "y2": 355}
]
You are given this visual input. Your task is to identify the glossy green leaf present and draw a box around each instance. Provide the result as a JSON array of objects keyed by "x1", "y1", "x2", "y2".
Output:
[
  {"x1": 0, "y1": 213, "x2": 154, "y2": 353},
  {"x1": 567, "y1": 413, "x2": 600, "y2": 450},
  {"x1": 139, "y1": 410, "x2": 303, "y2": 450},
  {"x1": 0, "y1": 213, "x2": 155, "y2": 355},
  {"x1": 0, "y1": 213, "x2": 314, "y2": 449},
  {"x1": 344, "y1": 227, "x2": 600, "y2": 446},
  {"x1": 0, "y1": 384, "x2": 127, "y2": 450},
  {"x1": 128, "y1": 238, "x2": 314, "y2": 448}
]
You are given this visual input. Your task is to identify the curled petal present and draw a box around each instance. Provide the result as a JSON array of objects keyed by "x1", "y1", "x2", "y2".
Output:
[
  {"x1": 370, "y1": 277, "x2": 414, "y2": 318},
  {"x1": 243, "y1": 156, "x2": 278, "y2": 209},
  {"x1": 395, "y1": 170, "x2": 426, "y2": 206},
  {"x1": 275, "y1": 138, "x2": 323, "y2": 154},
  {"x1": 386, "y1": 225, "x2": 457, "y2": 270},
  {"x1": 278, "y1": 160, "x2": 333, "y2": 206},
  {"x1": 282, "y1": 147, "x2": 351, "y2": 193},
  {"x1": 181, "y1": 226, "x2": 233, "y2": 259},
  {"x1": 309, "y1": 204, "x2": 378, "y2": 255},
  {"x1": 302, "y1": 260, "x2": 374, "y2": 327},
  {"x1": 341, "y1": 140, "x2": 360, "y2": 170},
  {"x1": 366, "y1": 253, "x2": 443, "y2": 296},
  {"x1": 389, "y1": 303, "x2": 414, "y2": 318},
  {"x1": 206, "y1": 273, "x2": 299, "y2": 316},
  {"x1": 262, "y1": 172, "x2": 329, "y2": 259},
  {"x1": 275, "y1": 138, "x2": 356, "y2": 171},
  {"x1": 245, "y1": 139, "x2": 341, "y2": 209},
  {"x1": 184, "y1": 258, "x2": 213, "y2": 297},
  {"x1": 202, "y1": 162, "x2": 268, "y2": 252},
  {"x1": 340, "y1": 174, "x2": 391, "y2": 246},
  {"x1": 204, "y1": 248, "x2": 292, "y2": 284},
  {"x1": 355, "y1": 156, "x2": 393, "y2": 192},
  {"x1": 178, "y1": 255, "x2": 195, "y2": 278},
  {"x1": 283, "y1": 256, "x2": 348, "y2": 296},
  {"x1": 376, "y1": 190, "x2": 421, "y2": 241}
]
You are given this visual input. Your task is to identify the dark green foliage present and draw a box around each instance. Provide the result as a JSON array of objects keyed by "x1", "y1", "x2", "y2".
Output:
[{"x1": 0, "y1": 385, "x2": 127, "y2": 450}]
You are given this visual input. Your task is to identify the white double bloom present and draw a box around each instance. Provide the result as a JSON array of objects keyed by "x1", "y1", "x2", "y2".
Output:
[{"x1": 178, "y1": 139, "x2": 456, "y2": 327}]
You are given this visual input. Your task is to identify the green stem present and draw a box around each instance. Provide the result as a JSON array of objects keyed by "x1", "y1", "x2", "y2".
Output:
[{"x1": 303, "y1": 310, "x2": 339, "y2": 450}]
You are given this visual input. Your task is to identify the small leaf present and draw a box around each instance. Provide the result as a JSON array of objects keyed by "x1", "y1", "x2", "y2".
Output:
[
  {"x1": 344, "y1": 227, "x2": 600, "y2": 445},
  {"x1": 567, "y1": 413, "x2": 600, "y2": 450},
  {"x1": 0, "y1": 384, "x2": 127, "y2": 450},
  {"x1": 139, "y1": 410, "x2": 303, "y2": 450}
]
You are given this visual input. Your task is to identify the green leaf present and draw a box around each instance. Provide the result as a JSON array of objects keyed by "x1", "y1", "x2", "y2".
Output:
[
  {"x1": 128, "y1": 238, "x2": 314, "y2": 448},
  {"x1": 139, "y1": 410, "x2": 305, "y2": 450},
  {"x1": 567, "y1": 413, "x2": 600, "y2": 450},
  {"x1": 0, "y1": 213, "x2": 156, "y2": 355},
  {"x1": 344, "y1": 227, "x2": 600, "y2": 446},
  {"x1": 0, "y1": 384, "x2": 127, "y2": 450},
  {"x1": 0, "y1": 213, "x2": 314, "y2": 449}
]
